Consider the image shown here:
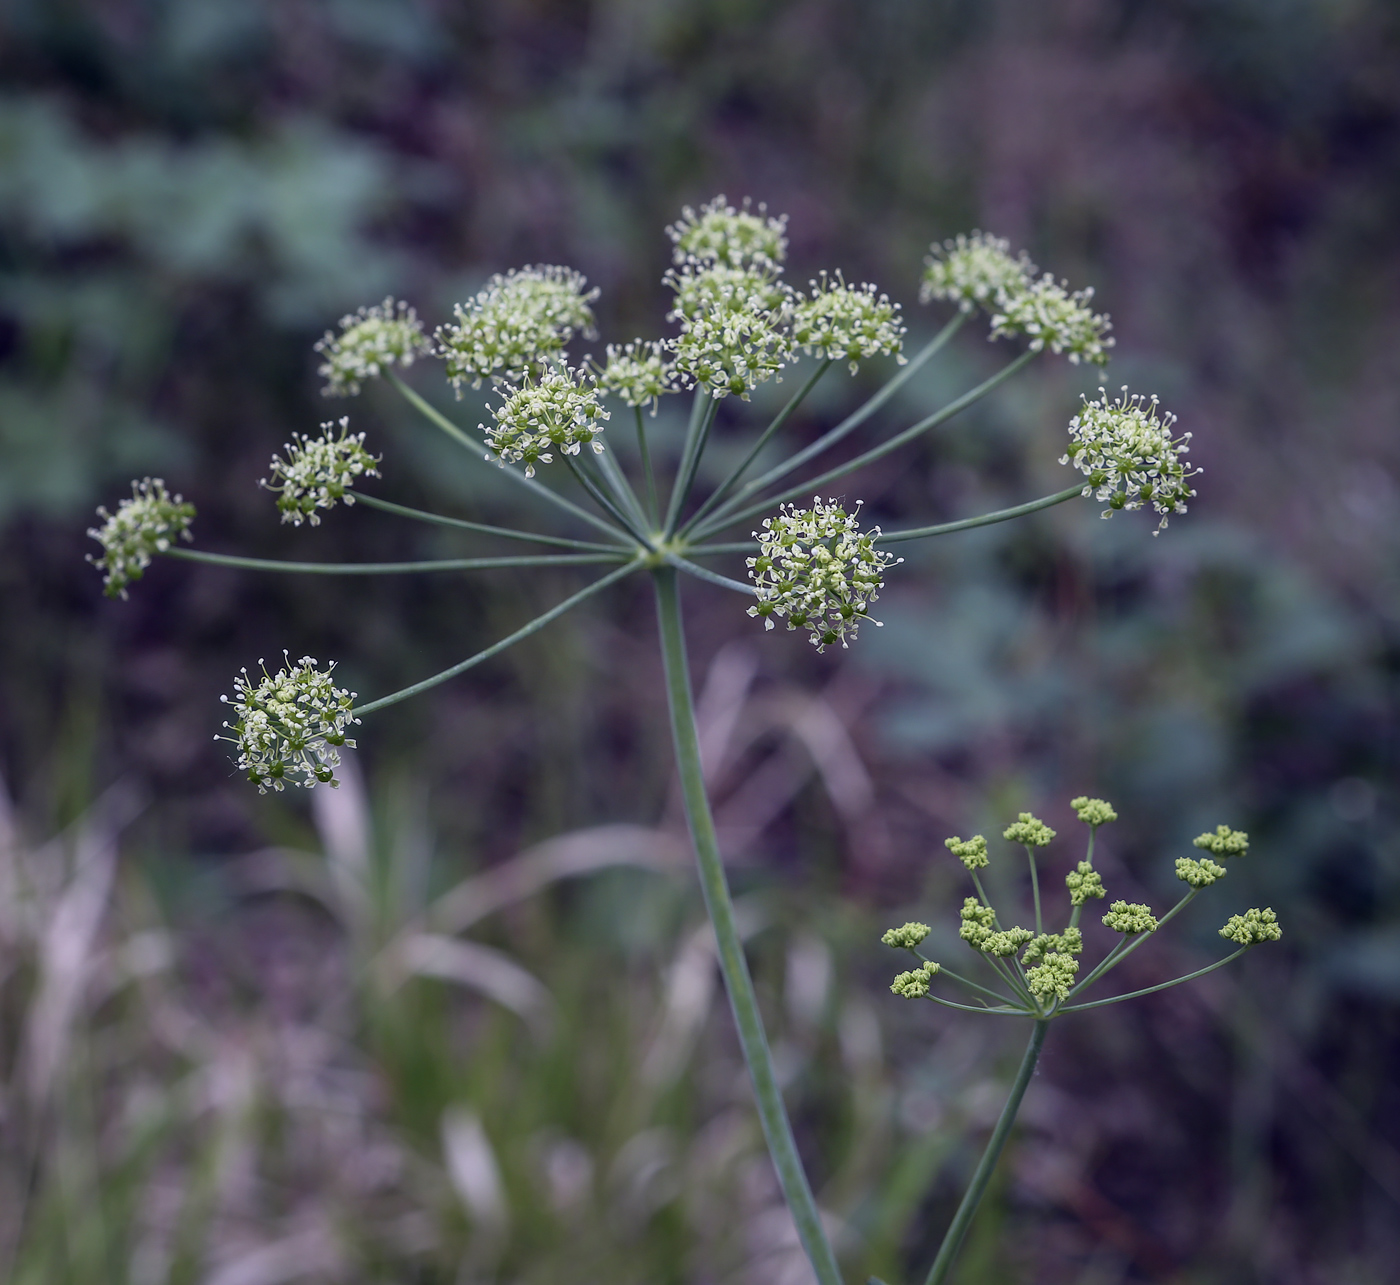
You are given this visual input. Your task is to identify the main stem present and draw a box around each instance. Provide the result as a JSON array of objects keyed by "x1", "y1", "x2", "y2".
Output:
[
  {"x1": 922, "y1": 1020, "x2": 1049, "y2": 1285},
  {"x1": 652, "y1": 567, "x2": 843, "y2": 1285}
]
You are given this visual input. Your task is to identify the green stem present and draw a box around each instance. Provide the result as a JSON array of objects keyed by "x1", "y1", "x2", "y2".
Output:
[
  {"x1": 923, "y1": 1020, "x2": 1050, "y2": 1285},
  {"x1": 687, "y1": 541, "x2": 760, "y2": 555},
  {"x1": 877, "y1": 485, "x2": 1085, "y2": 545},
  {"x1": 355, "y1": 560, "x2": 640, "y2": 716},
  {"x1": 564, "y1": 455, "x2": 653, "y2": 547},
  {"x1": 165, "y1": 548, "x2": 627, "y2": 574},
  {"x1": 664, "y1": 554, "x2": 756, "y2": 596},
  {"x1": 652, "y1": 567, "x2": 842, "y2": 1285},
  {"x1": 355, "y1": 493, "x2": 628, "y2": 551},
  {"x1": 594, "y1": 440, "x2": 651, "y2": 531},
  {"x1": 635, "y1": 406, "x2": 660, "y2": 522},
  {"x1": 1068, "y1": 888, "x2": 1199, "y2": 1000},
  {"x1": 924, "y1": 993, "x2": 1026, "y2": 1017},
  {"x1": 664, "y1": 393, "x2": 720, "y2": 537},
  {"x1": 919, "y1": 959, "x2": 1019, "y2": 1007},
  {"x1": 1059, "y1": 949, "x2": 1249, "y2": 1013},
  {"x1": 387, "y1": 372, "x2": 625, "y2": 540},
  {"x1": 1026, "y1": 847, "x2": 1043, "y2": 936},
  {"x1": 694, "y1": 349, "x2": 1037, "y2": 539},
  {"x1": 679, "y1": 359, "x2": 833, "y2": 537}
]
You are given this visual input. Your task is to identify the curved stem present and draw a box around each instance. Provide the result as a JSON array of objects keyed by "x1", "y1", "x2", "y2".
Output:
[
  {"x1": 877, "y1": 484, "x2": 1085, "y2": 545},
  {"x1": 165, "y1": 548, "x2": 628, "y2": 574},
  {"x1": 1059, "y1": 949, "x2": 1249, "y2": 1013},
  {"x1": 923, "y1": 1020, "x2": 1050, "y2": 1285},
  {"x1": 694, "y1": 349, "x2": 1037, "y2": 539},
  {"x1": 652, "y1": 567, "x2": 842, "y2": 1285},
  {"x1": 355, "y1": 493, "x2": 628, "y2": 551},
  {"x1": 355, "y1": 560, "x2": 641, "y2": 716}
]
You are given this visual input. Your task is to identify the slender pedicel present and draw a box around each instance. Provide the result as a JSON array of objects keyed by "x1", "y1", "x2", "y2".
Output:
[
  {"x1": 354, "y1": 493, "x2": 628, "y2": 552},
  {"x1": 165, "y1": 549, "x2": 629, "y2": 574}
]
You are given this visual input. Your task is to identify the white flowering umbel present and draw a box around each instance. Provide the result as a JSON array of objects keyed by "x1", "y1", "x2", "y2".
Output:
[
  {"x1": 482, "y1": 365, "x2": 609, "y2": 477},
  {"x1": 990, "y1": 274, "x2": 1113, "y2": 367},
  {"x1": 315, "y1": 298, "x2": 433, "y2": 397},
  {"x1": 435, "y1": 265, "x2": 599, "y2": 392},
  {"x1": 1063, "y1": 387, "x2": 1198, "y2": 532},
  {"x1": 747, "y1": 498, "x2": 900, "y2": 651},
  {"x1": 667, "y1": 261, "x2": 795, "y2": 401},
  {"x1": 921, "y1": 232, "x2": 1037, "y2": 313},
  {"x1": 666, "y1": 195, "x2": 788, "y2": 269},
  {"x1": 220, "y1": 654, "x2": 358, "y2": 793},
  {"x1": 791, "y1": 272, "x2": 907, "y2": 373},
  {"x1": 597, "y1": 339, "x2": 676, "y2": 414},
  {"x1": 261, "y1": 417, "x2": 382, "y2": 526},
  {"x1": 87, "y1": 478, "x2": 196, "y2": 599}
]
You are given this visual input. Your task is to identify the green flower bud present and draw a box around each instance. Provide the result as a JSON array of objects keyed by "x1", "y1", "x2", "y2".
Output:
[
  {"x1": 982, "y1": 926, "x2": 1035, "y2": 958},
  {"x1": 1065, "y1": 861, "x2": 1106, "y2": 906},
  {"x1": 1004, "y1": 812, "x2": 1056, "y2": 848},
  {"x1": 87, "y1": 478, "x2": 196, "y2": 599},
  {"x1": 1176, "y1": 856, "x2": 1227, "y2": 888},
  {"x1": 1102, "y1": 901, "x2": 1158, "y2": 935},
  {"x1": 1071, "y1": 796, "x2": 1118, "y2": 827},
  {"x1": 958, "y1": 897, "x2": 996, "y2": 949},
  {"x1": 1219, "y1": 907, "x2": 1282, "y2": 946},
  {"x1": 890, "y1": 959, "x2": 940, "y2": 999},
  {"x1": 1194, "y1": 825, "x2": 1249, "y2": 858},
  {"x1": 881, "y1": 922, "x2": 930, "y2": 950},
  {"x1": 1026, "y1": 952, "x2": 1079, "y2": 1004},
  {"x1": 945, "y1": 834, "x2": 989, "y2": 870},
  {"x1": 1022, "y1": 927, "x2": 1083, "y2": 966}
]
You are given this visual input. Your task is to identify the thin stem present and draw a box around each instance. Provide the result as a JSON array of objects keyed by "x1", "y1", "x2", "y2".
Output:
[
  {"x1": 679, "y1": 359, "x2": 833, "y2": 537},
  {"x1": 664, "y1": 393, "x2": 720, "y2": 537},
  {"x1": 686, "y1": 540, "x2": 760, "y2": 555},
  {"x1": 1059, "y1": 949, "x2": 1249, "y2": 1013},
  {"x1": 594, "y1": 440, "x2": 651, "y2": 531},
  {"x1": 652, "y1": 567, "x2": 842, "y2": 1285},
  {"x1": 165, "y1": 548, "x2": 628, "y2": 575},
  {"x1": 564, "y1": 455, "x2": 653, "y2": 547},
  {"x1": 355, "y1": 560, "x2": 640, "y2": 716},
  {"x1": 877, "y1": 484, "x2": 1086, "y2": 545},
  {"x1": 387, "y1": 372, "x2": 625, "y2": 541},
  {"x1": 1027, "y1": 848, "x2": 1043, "y2": 936},
  {"x1": 635, "y1": 406, "x2": 660, "y2": 522},
  {"x1": 923, "y1": 960, "x2": 1022, "y2": 1007},
  {"x1": 355, "y1": 493, "x2": 628, "y2": 552},
  {"x1": 923, "y1": 1020, "x2": 1050, "y2": 1285},
  {"x1": 1069, "y1": 888, "x2": 1199, "y2": 999},
  {"x1": 707, "y1": 314, "x2": 966, "y2": 525},
  {"x1": 923, "y1": 993, "x2": 1026, "y2": 1017},
  {"x1": 664, "y1": 554, "x2": 756, "y2": 596},
  {"x1": 694, "y1": 349, "x2": 1037, "y2": 539}
]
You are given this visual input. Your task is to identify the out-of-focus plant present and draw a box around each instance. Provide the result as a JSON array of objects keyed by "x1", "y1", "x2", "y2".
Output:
[{"x1": 87, "y1": 198, "x2": 1279, "y2": 1282}]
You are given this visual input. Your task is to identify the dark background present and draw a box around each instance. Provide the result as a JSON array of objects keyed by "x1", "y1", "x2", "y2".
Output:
[{"x1": 2, "y1": 2, "x2": 1399, "y2": 1282}]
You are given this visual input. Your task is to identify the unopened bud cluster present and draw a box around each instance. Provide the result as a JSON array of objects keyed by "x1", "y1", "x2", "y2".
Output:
[
  {"x1": 220, "y1": 654, "x2": 358, "y2": 793},
  {"x1": 261, "y1": 417, "x2": 381, "y2": 525},
  {"x1": 316, "y1": 298, "x2": 433, "y2": 397},
  {"x1": 481, "y1": 365, "x2": 609, "y2": 477},
  {"x1": 87, "y1": 478, "x2": 195, "y2": 598},
  {"x1": 746, "y1": 498, "x2": 900, "y2": 652}
]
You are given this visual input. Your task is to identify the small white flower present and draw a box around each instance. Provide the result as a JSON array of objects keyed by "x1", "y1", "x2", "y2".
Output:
[
  {"x1": 597, "y1": 339, "x2": 677, "y2": 414},
  {"x1": 990, "y1": 273, "x2": 1114, "y2": 367},
  {"x1": 481, "y1": 364, "x2": 610, "y2": 477},
  {"x1": 220, "y1": 653, "x2": 358, "y2": 793},
  {"x1": 1062, "y1": 387, "x2": 1198, "y2": 533},
  {"x1": 790, "y1": 271, "x2": 907, "y2": 373},
  {"x1": 435, "y1": 265, "x2": 598, "y2": 392},
  {"x1": 665, "y1": 262, "x2": 791, "y2": 324},
  {"x1": 87, "y1": 478, "x2": 196, "y2": 599},
  {"x1": 667, "y1": 263, "x2": 794, "y2": 401},
  {"x1": 315, "y1": 297, "x2": 433, "y2": 397},
  {"x1": 921, "y1": 232, "x2": 1036, "y2": 313},
  {"x1": 666, "y1": 195, "x2": 788, "y2": 269},
  {"x1": 261, "y1": 417, "x2": 381, "y2": 526},
  {"x1": 746, "y1": 498, "x2": 901, "y2": 652}
]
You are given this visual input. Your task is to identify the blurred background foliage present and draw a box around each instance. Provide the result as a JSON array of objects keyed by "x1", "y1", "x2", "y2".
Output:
[{"x1": 1, "y1": 0, "x2": 1399, "y2": 1281}]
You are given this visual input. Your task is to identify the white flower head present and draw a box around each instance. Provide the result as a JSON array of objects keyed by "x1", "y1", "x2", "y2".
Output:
[
  {"x1": 481, "y1": 363, "x2": 610, "y2": 477},
  {"x1": 746, "y1": 497, "x2": 901, "y2": 652},
  {"x1": 665, "y1": 261, "x2": 791, "y2": 324},
  {"x1": 791, "y1": 271, "x2": 907, "y2": 373},
  {"x1": 315, "y1": 297, "x2": 433, "y2": 397},
  {"x1": 87, "y1": 477, "x2": 196, "y2": 599},
  {"x1": 597, "y1": 339, "x2": 677, "y2": 414},
  {"x1": 261, "y1": 417, "x2": 381, "y2": 526},
  {"x1": 921, "y1": 232, "x2": 1037, "y2": 313},
  {"x1": 435, "y1": 265, "x2": 599, "y2": 393},
  {"x1": 667, "y1": 262, "x2": 794, "y2": 401},
  {"x1": 990, "y1": 273, "x2": 1114, "y2": 367},
  {"x1": 220, "y1": 653, "x2": 358, "y2": 793},
  {"x1": 1062, "y1": 387, "x2": 1198, "y2": 533},
  {"x1": 666, "y1": 195, "x2": 788, "y2": 269}
]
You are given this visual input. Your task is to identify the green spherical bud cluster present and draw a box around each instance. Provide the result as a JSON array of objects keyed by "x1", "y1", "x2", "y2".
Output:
[
  {"x1": 881, "y1": 921, "x2": 931, "y2": 949},
  {"x1": 1102, "y1": 901, "x2": 1159, "y2": 935},
  {"x1": 1004, "y1": 812, "x2": 1056, "y2": 847},
  {"x1": 1065, "y1": 861, "x2": 1106, "y2": 906},
  {"x1": 87, "y1": 477, "x2": 196, "y2": 599},
  {"x1": 315, "y1": 297, "x2": 433, "y2": 397},
  {"x1": 481, "y1": 365, "x2": 609, "y2": 478},
  {"x1": 220, "y1": 653, "x2": 358, "y2": 794},
  {"x1": 1026, "y1": 953, "x2": 1079, "y2": 1004},
  {"x1": 597, "y1": 339, "x2": 676, "y2": 414},
  {"x1": 957, "y1": 897, "x2": 997, "y2": 949},
  {"x1": 1219, "y1": 907, "x2": 1282, "y2": 947},
  {"x1": 982, "y1": 926, "x2": 1036, "y2": 958},
  {"x1": 746, "y1": 498, "x2": 901, "y2": 652},
  {"x1": 890, "y1": 959, "x2": 940, "y2": 999},
  {"x1": 666, "y1": 195, "x2": 788, "y2": 270},
  {"x1": 260, "y1": 417, "x2": 381, "y2": 526},
  {"x1": 1071, "y1": 796, "x2": 1118, "y2": 827},
  {"x1": 945, "y1": 834, "x2": 989, "y2": 870},
  {"x1": 790, "y1": 272, "x2": 906, "y2": 374},
  {"x1": 920, "y1": 232, "x2": 1036, "y2": 314},
  {"x1": 991, "y1": 273, "x2": 1114, "y2": 367},
  {"x1": 436, "y1": 265, "x2": 598, "y2": 391},
  {"x1": 1194, "y1": 825, "x2": 1249, "y2": 858},
  {"x1": 1063, "y1": 387, "x2": 1197, "y2": 534},
  {"x1": 1176, "y1": 856, "x2": 1228, "y2": 888},
  {"x1": 1022, "y1": 927, "x2": 1083, "y2": 966}
]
